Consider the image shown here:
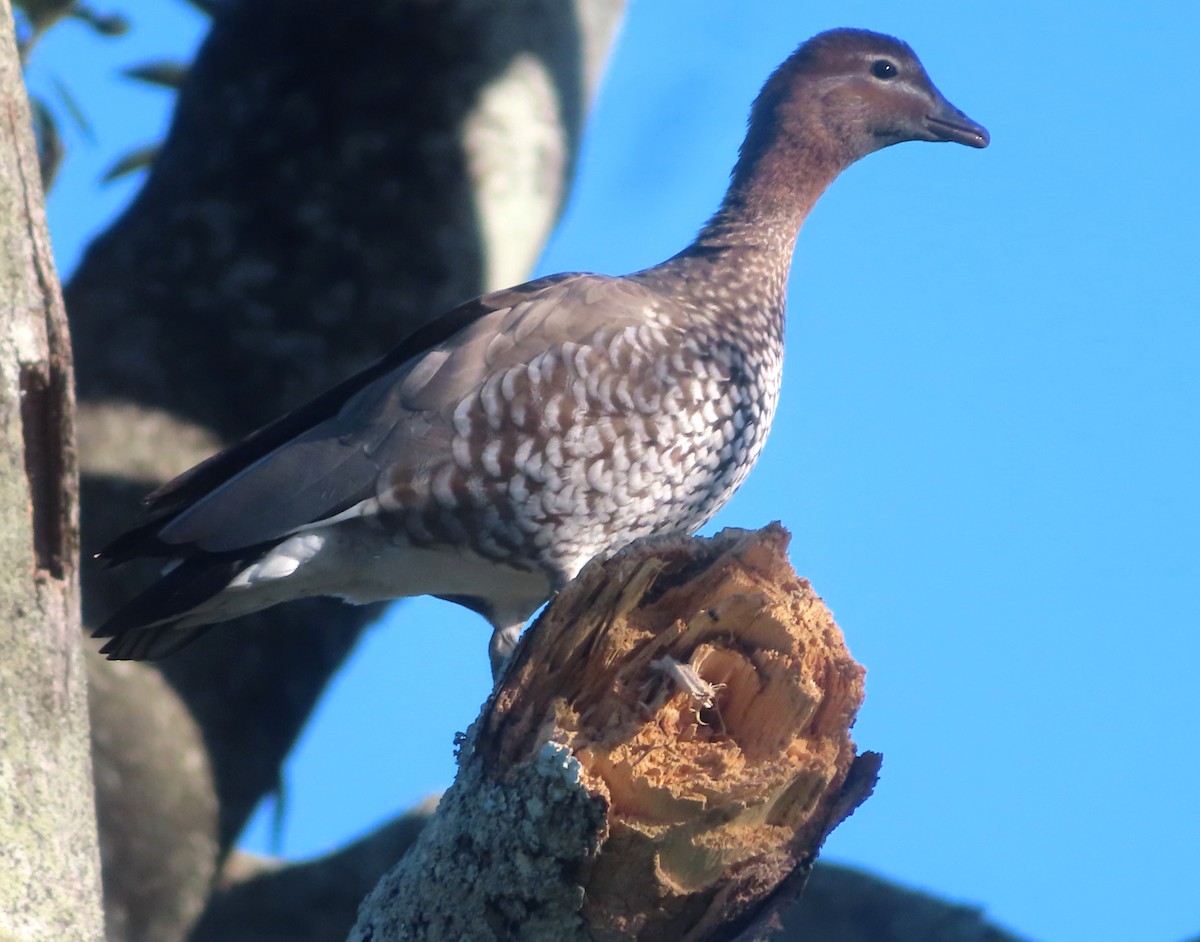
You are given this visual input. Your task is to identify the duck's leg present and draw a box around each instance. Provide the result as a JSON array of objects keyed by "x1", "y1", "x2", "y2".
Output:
[{"x1": 488, "y1": 622, "x2": 525, "y2": 681}]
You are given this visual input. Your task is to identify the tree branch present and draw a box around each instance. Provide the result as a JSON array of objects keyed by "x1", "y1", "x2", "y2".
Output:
[
  {"x1": 190, "y1": 801, "x2": 436, "y2": 942},
  {"x1": 779, "y1": 862, "x2": 1034, "y2": 942},
  {"x1": 352, "y1": 526, "x2": 878, "y2": 941}
]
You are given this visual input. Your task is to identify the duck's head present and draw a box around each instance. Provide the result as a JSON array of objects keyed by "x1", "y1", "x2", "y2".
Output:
[{"x1": 741, "y1": 28, "x2": 988, "y2": 176}]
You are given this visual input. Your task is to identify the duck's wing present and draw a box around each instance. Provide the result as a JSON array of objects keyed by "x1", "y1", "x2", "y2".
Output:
[{"x1": 99, "y1": 271, "x2": 665, "y2": 560}]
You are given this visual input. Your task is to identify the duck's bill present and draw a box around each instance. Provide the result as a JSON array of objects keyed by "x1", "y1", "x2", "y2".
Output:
[{"x1": 924, "y1": 97, "x2": 990, "y2": 148}]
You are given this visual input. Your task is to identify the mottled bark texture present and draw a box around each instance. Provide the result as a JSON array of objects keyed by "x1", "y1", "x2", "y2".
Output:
[
  {"x1": 351, "y1": 526, "x2": 879, "y2": 942},
  {"x1": 68, "y1": 1, "x2": 625, "y2": 940},
  {"x1": 0, "y1": 1, "x2": 104, "y2": 938}
]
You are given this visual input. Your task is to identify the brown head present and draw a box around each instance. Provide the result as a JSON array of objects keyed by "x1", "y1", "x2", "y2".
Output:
[{"x1": 732, "y1": 28, "x2": 988, "y2": 196}]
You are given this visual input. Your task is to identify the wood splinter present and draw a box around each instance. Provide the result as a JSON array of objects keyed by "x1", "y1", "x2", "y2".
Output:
[{"x1": 353, "y1": 524, "x2": 879, "y2": 942}]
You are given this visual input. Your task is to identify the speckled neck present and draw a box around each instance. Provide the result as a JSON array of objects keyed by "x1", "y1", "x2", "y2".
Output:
[
  {"x1": 707, "y1": 125, "x2": 846, "y2": 248},
  {"x1": 640, "y1": 131, "x2": 848, "y2": 325}
]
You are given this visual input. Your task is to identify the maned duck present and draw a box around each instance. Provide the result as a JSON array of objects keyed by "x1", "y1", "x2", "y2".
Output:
[{"x1": 95, "y1": 28, "x2": 988, "y2": 670}]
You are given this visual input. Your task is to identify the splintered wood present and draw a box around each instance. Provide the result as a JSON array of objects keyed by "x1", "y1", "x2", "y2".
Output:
[{"x1": 482, "y1": 524, "x2": 876, "y2": 941}]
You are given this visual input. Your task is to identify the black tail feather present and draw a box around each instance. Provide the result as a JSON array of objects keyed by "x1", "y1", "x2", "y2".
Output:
[
  {"x1": 92, "y1": 554, "x2": 250, "y2": 661},
  {"x1": 95, "y1": 518, "x2": 176, "y2": 568},
  {"x1": 98, "y1": 623, "x2": 216, "y2": 660}
]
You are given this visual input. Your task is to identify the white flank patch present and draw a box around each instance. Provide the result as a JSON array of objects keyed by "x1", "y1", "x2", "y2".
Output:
[{"x1": 229, "y1": 532, "x2": 326, "y2": 588}]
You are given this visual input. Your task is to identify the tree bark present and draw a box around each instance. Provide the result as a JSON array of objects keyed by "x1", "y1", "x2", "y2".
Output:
[{"x1": 0, "y1": 1, "x2": 103, "y2": 938}]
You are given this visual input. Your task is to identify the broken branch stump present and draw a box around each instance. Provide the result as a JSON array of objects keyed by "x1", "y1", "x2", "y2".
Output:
[{"x1": 351, "y1": 524, "x2": 879, "y2": 941}]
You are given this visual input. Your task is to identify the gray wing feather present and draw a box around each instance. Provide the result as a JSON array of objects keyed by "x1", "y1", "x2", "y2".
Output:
[
  {"x1": 395, "y1": 274, "x2": 662, "y2": 413},
  {"x1": 157, "y1": 406, "x2": 408, "y2": 552},
  {"x1": 155, "y1": 273, "x2": 668, "y2": 553}
]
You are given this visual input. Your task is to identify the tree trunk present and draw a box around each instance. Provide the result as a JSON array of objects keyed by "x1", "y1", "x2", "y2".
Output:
[{"x1": 0, "y1": 1, "x2": 103, "y2": 938}]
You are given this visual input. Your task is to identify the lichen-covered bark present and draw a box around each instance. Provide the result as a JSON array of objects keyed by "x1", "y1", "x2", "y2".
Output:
[
  {"x1": 67, "y1": 2, "x2": 625, "y2": 938},
  {"x1": 0, "y1": 2, "x2": 103, "y2": 938}
]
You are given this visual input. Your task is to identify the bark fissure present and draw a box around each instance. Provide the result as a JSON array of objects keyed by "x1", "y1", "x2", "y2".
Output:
[
  {"x1": 20, "y1": 361, "x2": 66, "y2": 576},
  {"x1": 10, "y1": 96, "x2": 74, "y2": 581}
]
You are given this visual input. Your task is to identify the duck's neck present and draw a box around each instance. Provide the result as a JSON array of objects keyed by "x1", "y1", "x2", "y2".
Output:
[
  {"x1": 646, "y1": 133, "x2": 849, "y2": 320},
  {"x1": 708, "y1": 133, "x2": 844, "y2": 245}
]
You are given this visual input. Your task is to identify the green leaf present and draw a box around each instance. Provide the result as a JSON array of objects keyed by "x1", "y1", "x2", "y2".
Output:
[
  {"x1": 30, "y1": 96, "x2": 65, "y2": 190},
  {"x1": 70, "y1": 3, "x2": 130, "y2": 36},
  {"x1": 49, "y1": 75, "x2": 95, "y2": 143},
  {"x1": 14, "y1": 0, "x2": 75, "y2": 32},
  {"x1": 102, "y1": 144, "x2": 160, "y2": 183},
  {"x1": 123, "y1": 60, "x2": 190, "y2": 90},
  {"x1": 175, "y1": 0, "x2": 219, "y2": 17}
]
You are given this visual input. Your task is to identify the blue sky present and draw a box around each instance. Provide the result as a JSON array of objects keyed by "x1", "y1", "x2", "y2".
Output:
[{"x1": 28, "y1": 3, "x2": 1200, "y2": 941}]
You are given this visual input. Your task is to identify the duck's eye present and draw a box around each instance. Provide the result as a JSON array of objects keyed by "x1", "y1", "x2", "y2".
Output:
[{"x1": 871, "y1": 59, "x2": 899, "y2": 80}]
